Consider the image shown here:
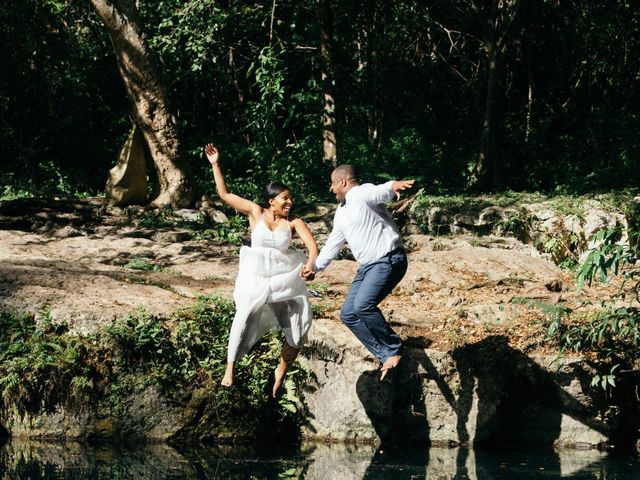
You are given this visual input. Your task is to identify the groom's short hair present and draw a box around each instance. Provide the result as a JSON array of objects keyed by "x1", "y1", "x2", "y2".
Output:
[{"x1": 333, "y1": 165, "x2": 358, "y2": 182}]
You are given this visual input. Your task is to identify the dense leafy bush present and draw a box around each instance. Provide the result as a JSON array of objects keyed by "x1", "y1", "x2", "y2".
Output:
[
  {"x1": 546, "y1": 228, "x2": 640, "y2": 389},
  {"x1": 2, "y1": 1, "x2": 639, "y2": 201},
  {"x1": 0, "y1": 297, "x2": 313, "y2": 439}
]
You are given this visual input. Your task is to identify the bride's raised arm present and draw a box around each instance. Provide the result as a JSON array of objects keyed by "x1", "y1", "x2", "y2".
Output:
[{"x1": 204, "y1": 143, "x2": 262, "y2": 220}]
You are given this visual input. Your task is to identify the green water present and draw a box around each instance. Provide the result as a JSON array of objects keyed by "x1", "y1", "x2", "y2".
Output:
[{"x1": 0, "y1": 439, "x2": 638, "y2": 479}]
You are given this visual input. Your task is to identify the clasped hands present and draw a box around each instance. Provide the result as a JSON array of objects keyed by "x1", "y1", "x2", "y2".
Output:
[{"x1": 300, "y1": 265, "x2": 315, "y2": 281}]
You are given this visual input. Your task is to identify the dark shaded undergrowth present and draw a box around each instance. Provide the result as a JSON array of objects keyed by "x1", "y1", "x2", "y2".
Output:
[{"x1": 0, "y1": 297, "x2": 313, "y2": 442}]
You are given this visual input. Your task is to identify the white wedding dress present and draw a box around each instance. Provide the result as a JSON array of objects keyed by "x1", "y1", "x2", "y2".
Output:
[{"x1": 227, "y1": 219, "x2": 312, "y2": 361}]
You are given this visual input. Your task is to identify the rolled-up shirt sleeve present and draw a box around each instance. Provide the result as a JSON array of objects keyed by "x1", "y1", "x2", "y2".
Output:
[
  {"x1": 361, "y1": 181, "x2": 395, "y2": 205},
  {"x1": 314, "y1": 227, "x2": 346, "y2": 272}
]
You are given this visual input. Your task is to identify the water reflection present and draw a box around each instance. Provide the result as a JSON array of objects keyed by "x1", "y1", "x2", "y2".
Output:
[{"x1": 0, "y1": 438, "x2": 638, "y2": 479}]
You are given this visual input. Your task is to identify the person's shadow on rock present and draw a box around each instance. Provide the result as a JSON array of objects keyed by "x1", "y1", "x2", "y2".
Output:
[
  {"x1": 356, "y1": 334, "x2": 635, "y2": 479},
  {"x1": 355, "y1": 337, "x2": 436, "y2": 447},
  {"x1": 355, "y1": 337, "x2": 437, "y2": 479}
]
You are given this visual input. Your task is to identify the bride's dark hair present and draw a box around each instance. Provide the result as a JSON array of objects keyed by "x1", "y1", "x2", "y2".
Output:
[{"x1": 262, "y1": 181, "x2": 291, "y2": 207}]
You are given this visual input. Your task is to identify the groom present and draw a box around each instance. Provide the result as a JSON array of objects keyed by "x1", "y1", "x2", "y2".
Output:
[{"x1": 302, "y1": 165, "x2": 414, "y2": 380}]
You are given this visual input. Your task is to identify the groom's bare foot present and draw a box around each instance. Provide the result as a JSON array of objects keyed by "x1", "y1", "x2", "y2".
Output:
[
  {"x1": 272, "y1": 363, "x2": 287, "y2": 397},
  {"x1": 380, "y1": 355, "x2": 401, "y2": 381},
  {"x1": 221, "y1": 363, "x2": 234, "y2": 387}
]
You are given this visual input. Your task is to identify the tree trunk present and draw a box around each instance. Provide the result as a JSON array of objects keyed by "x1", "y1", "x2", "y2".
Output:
[
  {"x1": 474, "y1": 43, "x2": 499, "y2": 190},
  {"x1": 319, "y1": 0, "x2": 337, "y2": 166},
  {"x1": 471, "y1": 0, "x2": 529, "y2": 191},
  {"x1": 228, "y1": 47, "x2": 251, "y2": 145},
  {"x1": 90, "y1": 0, "x2": 195, "y2": 208},
  {"x1": 366, "y1": 3, "x2": 383, "y2": 151}
]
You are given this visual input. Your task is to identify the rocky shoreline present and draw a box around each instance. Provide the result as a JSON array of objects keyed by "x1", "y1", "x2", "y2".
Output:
[{"x1": 1, "y1": 194, "x2": 639, "y2": 449}]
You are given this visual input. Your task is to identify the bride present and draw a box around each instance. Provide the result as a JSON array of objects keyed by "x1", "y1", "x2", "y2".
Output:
[{"x1": 204, "y1": 143, "x2": 318, "y2": 396}]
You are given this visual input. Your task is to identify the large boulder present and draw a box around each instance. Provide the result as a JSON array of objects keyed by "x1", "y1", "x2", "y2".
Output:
[{"x1": 301, "y1": 325, "x2": 632, "y2": 449}]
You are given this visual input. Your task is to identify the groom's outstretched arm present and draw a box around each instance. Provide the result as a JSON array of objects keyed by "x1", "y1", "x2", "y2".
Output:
[{"x1": 361, "y1": 179, "x2": 415, "y2": 205}]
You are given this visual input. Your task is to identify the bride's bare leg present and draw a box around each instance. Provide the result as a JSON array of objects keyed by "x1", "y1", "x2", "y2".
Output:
[
  {"x1": 221, "y1": 361, "x2": 234, "y2": 387},
  {"x1": 273, "y1": 342, "x2": 299, "y2": 397}
]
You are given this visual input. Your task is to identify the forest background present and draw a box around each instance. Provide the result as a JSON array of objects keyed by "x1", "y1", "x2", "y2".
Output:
[
  {"x1": 1, "y1": 0, "x2": 640, "y2": 441},
  {"x1": 1, "y1": 0, "x2": 638, "y2": 207}
]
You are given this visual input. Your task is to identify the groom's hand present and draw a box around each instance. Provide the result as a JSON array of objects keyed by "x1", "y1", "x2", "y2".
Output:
[
  {"x1": 391, "y1": 179, "x2": 415, "y2": 199},
  {"x1": 300, "y1": 266, "x2": 315, "y2": 281}
]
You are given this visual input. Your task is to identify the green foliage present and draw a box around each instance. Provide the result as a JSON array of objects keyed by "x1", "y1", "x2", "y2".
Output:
[
  {"x1": 308, "y1": 282, "x2": 329, "y2": 297},
  {"x1": 192, "y1": 215, "x2": 249, "y2": 246},
  {"x1": 0, "y1": 0, "x2": 129, "y2": 197},
  {"x1": 539, "y1": 229, "x2": 581, "y2": 270},
  {"x1": 545, "y1": 227, "x2": 640, "y2": 390},
  {"x1": 496, "y1": 209, "x2": 530, "y2": 239},
  {"x1": 0, "y1": 297, "x2": 314, "y2": 436},
  {"x1": 310, "y1": 303, "x2": 330, "y2": 318},
  {"x1": 104, "y1": 297, "x2": 313, "y2": 430},
  {"x1": 0, "y1": 309, "x2": 100, "y2": 413},
  {"x1": 125, "y1": 206, "x2": 249, "y2": 246},
  {"x1": 547, "y1": 307, "x2": 640, "y2": 392},
  {"x1": 591, "y1": 364, "x2": 621, "y2": 391},
  {"x1": 575, "y1": 228, "x2": 637, "y2": 291},
  {"x1": 0, "y1": 182, "x2": 32, "y2": 201},
  {"x1": 247, "y1": 44, "x2": 286, "y2": 137},
  {"x1": 124, "y1": 257, "x2": 164, "y2": 272},
  {"x1": 2, "y1": 1, "x2": 640, "y2": 201},
  {"x1": 550, "y1": 309, "x2": 640, "y2": 360},
  {"x1": 511, "y1": 297, "x2": 573, "y2": 328},
  {"x1": 136, "y1": 208, "x2": 177, "y2": 229},
  {"x1": 144, "y1": 0, "x2": 226, "y2": 75}
]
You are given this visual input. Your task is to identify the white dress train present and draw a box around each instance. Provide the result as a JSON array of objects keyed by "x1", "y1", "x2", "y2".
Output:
[{"x1": 226, "y1": 219, "x2": 312, "y2": 361}]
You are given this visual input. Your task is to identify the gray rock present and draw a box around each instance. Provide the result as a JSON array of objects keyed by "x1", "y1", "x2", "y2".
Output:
[
  {"x1": 52, "y1": 226, "x2": 83, "y2": 239},
  {"x1": 301, "y1": 332, "x2": 616, "y2": 448},
  {"x1": 478, "y1": 206, "x2": 505, "y2": 226},
  {"x1": 173, "y1": 209, "x2": 202, "y2": 223},
  {"x1": 537, "y1": 209, "x2": 559, "y2": 232},
  {"x1": 446, "y1": 295, "x2": 464, "y2": 308},
  {"x1": 152, "y1": 230, "x2": 192, "y2": 243},
  {"x1": 563, "y1": 214, "x2": 583, "y2": 236},
  {"x1": 583, "y1": 209, "x2": 625, "y2": 243},
  {"x1": 201, "y1": 207, "x2": 228, "y2": 224},
  {"x1": 427, "y1": 207, "x2": 451, "y2": 235},
  {"x1": 0, "y1": 312, "x2": 625, "y2": 448},
  {"x1": 120, "y1": 228, "x2": 154, "y2": 239}
]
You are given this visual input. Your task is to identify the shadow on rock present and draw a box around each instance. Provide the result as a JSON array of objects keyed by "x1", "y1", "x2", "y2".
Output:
[
  {"x1": 355, "y1": 337, "x2": 432, "y2": 447},
  {"x1": 355, "y1": 334, "x2": 637, "y2": 450},
  {"x1": 451, "y1": 335, "x2": 563, "y2": 447}
]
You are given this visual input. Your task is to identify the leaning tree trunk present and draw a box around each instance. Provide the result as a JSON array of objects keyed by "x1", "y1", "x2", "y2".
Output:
[
  {"x1": 90, "y1": 0, "x2": 195, "y2": 208},
  {"x1": 320, "y1": 0, "x2": 337, "y2": 166}
]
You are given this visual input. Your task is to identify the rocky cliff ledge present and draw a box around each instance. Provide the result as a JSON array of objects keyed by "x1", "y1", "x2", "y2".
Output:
[
  {"x1": 0, "y1": 195, "x2": 638, "y2": 448},
  {"x1": 1, "y1": 332, "x2": 635, "y2": 449},
  {"x1": 302, "y1": 324, "x2": 636, "y2": 449}
]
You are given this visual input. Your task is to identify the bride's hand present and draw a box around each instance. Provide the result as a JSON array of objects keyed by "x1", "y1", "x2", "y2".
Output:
[
  {"x1": 300, "y1": 266, "x2": 315, "y2": 281},
  {"x1": 204, "y1": 143, "x2": 219, "y2": 165}
]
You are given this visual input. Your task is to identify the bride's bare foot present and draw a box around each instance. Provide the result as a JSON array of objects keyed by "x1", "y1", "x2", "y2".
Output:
[
  {"x1": 380, "y1": 355, "x2": 401, "y2": 381},
  {"x1": 272, "y1": 342, "x2": 299, "y2": 397},
  {"x1": 221, "y1": 363, "x2": 234, "y2": 387},
  {"x1": 272, "y1": 362, "x2": 287, "y2": 397}
]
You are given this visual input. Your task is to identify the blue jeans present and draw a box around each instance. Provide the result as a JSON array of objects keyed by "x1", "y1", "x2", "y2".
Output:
[{"x1": 340, "y1": 249, "x2": 407, "y2": 363}]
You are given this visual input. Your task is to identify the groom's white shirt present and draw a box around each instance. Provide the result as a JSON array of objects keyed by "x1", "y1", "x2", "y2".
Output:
[{"x1": 314, "y1": 181, "x2": 402, "y2": 271}]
